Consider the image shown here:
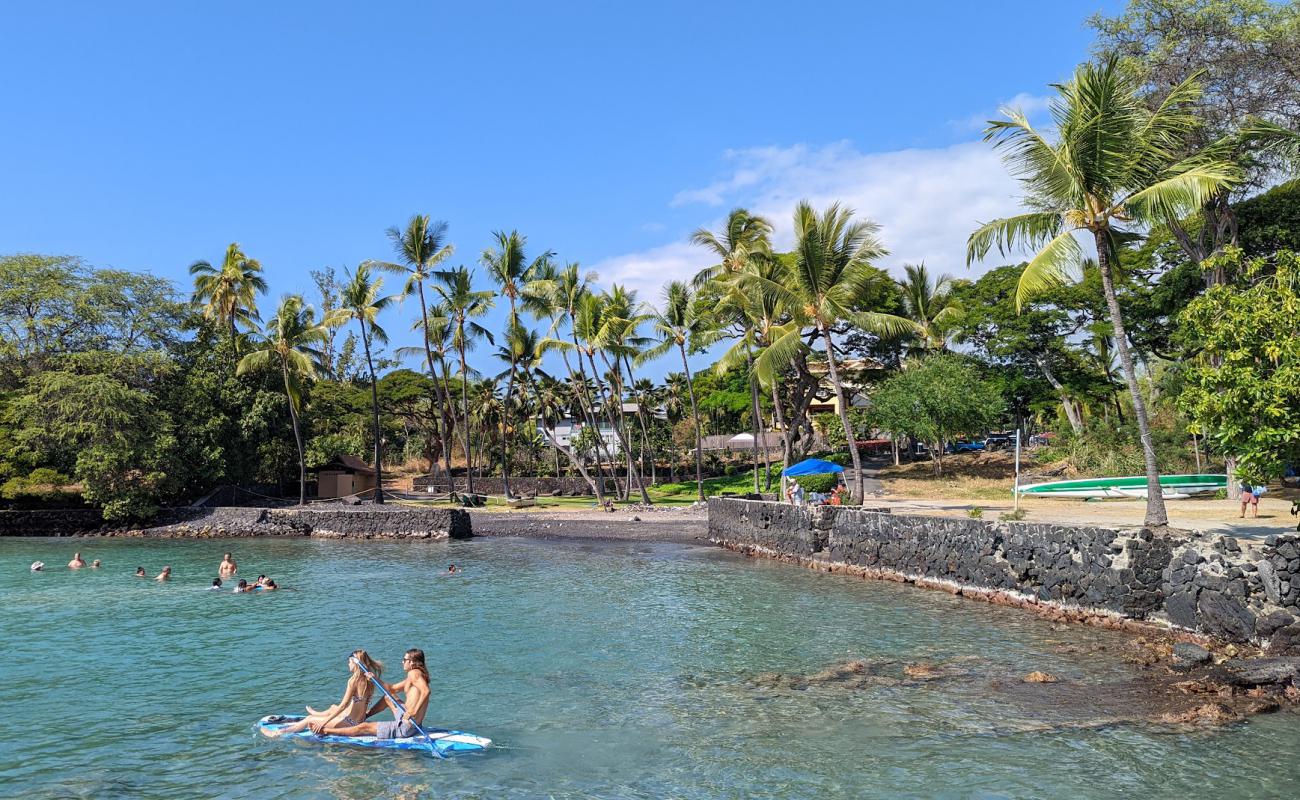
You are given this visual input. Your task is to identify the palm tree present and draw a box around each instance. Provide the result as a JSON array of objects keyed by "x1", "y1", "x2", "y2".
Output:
[
  {"x1": 482, "y1": 231, "x2": 553, "y2": 499},
  {"x1": 376, "y1": 215, "x2": 457, "y2": 491},
  {"x1": 339, "y1": 263, "x2": 397, "y2": 504},
  {"x1": 433, "y1": 266, "x2": 495, "y2": 494},
  {"x1": 748, "y1": 202, "x2": 916, "y2": 504},
  {"x1": 690, "y1": 209, "x2": 773, "y2": 286},
  {"x1": 967, "y1": 58, "x2": 1238, "y2": 527},
  {"x1": 189, "y1": 243, "x2": 268, "y2": 351},
  {"x1": 638, "y1": 281, "x2": 719, "y2": 502},
  {"x1": 692, "y1": 209, "x2": 777, "y2": 493},
  {"x1": 236, "y1": 295, "x2": 334, "y2": 505},
  {"x1": 897, "y1": 263, "x2": 964, "y2": 352},
  {"x1": 533, "y1": 263, "x2": 621, "y2": 492}
]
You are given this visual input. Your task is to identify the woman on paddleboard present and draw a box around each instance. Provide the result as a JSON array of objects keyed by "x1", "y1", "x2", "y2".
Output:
[{"x1": 269, "y1": 650, "x2": 383, "y2": 737}]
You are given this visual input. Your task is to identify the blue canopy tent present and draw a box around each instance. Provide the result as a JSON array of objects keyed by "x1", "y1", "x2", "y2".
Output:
[
  {"x1": 782, "y1": 458, "x2": 845, "y2": 476},
  {"x1": 781, "y1": 458, "x2": 846, "y2": 504}
]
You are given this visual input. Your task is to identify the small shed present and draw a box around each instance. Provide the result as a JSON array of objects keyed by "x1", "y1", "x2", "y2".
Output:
[{"x1": 315, "y1": 455, "x2": 377, "y2": 499}]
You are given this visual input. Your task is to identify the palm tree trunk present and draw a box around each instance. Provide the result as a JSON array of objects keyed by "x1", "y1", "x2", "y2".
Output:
[
  {"x1": 569, "y1": 333, "x2": 621, "y2": 485},
  {"x1": 502, "y1": 363, "x2": 516, "y2": 499},
  {"x1": 770, "y1": 381, "x2": 790, "y2": 486},
  {"x1": 621, "y1": 355, "x2": 656, "y2": 486},
  {"x1": 416, "y1": 281, "x2": 456, "y2": 496},
  {"x1": 458, "y1": 341, "x2": 474, "y2": 496},
  {"x1": 359, "y1": 322, "x2": 384, "y2": 504},
  {"x1": 524, "y1": 370, "x2": 601, "y2": 497},
  {"x1": 560, "y1": 348, "x2": 613, "y2": 494},
  {"x1": 744, "y1": 345, "x2": 765, "y2": 494},
  {"x1": 1095, "y1": 230, "x2": 1167, "y2": 527},
  {"x1": 281, "y1": 362, "x2": 307, "y2": 506},
  {"x1": 590, "y1": 350, "x2": 650, "y2": 503},
  {"x1": 435, "y1": 356, "x2": 458, "y2": 496},
  {"x1": 679, "y1": 342, "x2": 705, "y2": 502},
  {"x1": 818, "y1": 323, "x2": 863, "y2": 504}
]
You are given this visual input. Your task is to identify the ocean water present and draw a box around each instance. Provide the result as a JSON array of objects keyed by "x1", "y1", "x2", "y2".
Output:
[{"x1": 2, "y1": 535, "x2": 1298, "y2": 799}]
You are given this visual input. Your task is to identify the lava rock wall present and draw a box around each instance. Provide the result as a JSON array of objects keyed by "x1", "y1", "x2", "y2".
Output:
[{"x1": 709, "y1": 498, "x2": 1300, "y2": 650}]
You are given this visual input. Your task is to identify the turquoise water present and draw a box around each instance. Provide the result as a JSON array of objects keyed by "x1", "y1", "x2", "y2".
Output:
[{"x1": 3, "y1": 536, "x2": 1299, "y2": 799}]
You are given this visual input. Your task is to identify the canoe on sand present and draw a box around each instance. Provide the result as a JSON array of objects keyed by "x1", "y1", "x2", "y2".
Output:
[{"x1": 1016, "y1": 474, "x2": 1227, "y2": 499}]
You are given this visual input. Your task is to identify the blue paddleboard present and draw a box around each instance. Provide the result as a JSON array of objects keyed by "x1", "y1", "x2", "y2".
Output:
[{"x1": 257, "y1": 714, "x2": 491, "y2": 755}]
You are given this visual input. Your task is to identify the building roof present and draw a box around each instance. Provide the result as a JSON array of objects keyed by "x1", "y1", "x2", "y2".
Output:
[{"x1": 316, "y1": 454, "x2": 376, "y2": 475}]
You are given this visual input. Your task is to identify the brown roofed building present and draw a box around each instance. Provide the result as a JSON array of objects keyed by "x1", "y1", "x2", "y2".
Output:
[{"x1": 315, "y1": 455, "x2": 377, "y2": 499}]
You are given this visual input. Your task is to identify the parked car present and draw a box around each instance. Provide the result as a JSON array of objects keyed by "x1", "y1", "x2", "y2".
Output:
[
  {"x1": 984, "y1": 432, "x2": 1013, "y2": 450},
  {"x1": 948, "y1": 440, "x2": 986, "y2": 454}
]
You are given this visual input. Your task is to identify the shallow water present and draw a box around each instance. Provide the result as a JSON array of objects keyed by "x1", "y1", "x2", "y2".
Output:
[{"x1": 2, "y1": 536, "x2": 1298, "y2": 799}]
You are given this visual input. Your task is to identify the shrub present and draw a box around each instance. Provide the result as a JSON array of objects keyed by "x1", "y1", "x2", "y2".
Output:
[
  {"x1": 967, "y1": 507, "x2": 983, "y2": 519},
  {"x1": 794, "y1": 474, "x2": 840, "y2": 493},
  {"x1": 1000, "y1": 508, "x2": 1027, "y2": 521}
]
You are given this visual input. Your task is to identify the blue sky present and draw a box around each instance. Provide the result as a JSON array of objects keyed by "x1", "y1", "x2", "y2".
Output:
[{"x1": 1, "y1": 1, "x2": 1119, "y2": 378}]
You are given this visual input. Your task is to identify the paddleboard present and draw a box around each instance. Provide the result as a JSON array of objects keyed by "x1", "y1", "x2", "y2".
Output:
[
  {"x1": 1016, "y1": 473, "x2": 1227, "y2": 499},
  {"x1": 256, "y1": 714, "x2": 491, "y2": 755}
]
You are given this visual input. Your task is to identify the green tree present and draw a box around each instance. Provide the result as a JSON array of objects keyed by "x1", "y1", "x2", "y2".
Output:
[
  {"x1": 339, "y1": 264, "x2": 396, "y2": 503},
  {"x1": 433, "y1": 266, "x2": 495, "y2": 494},
  {"x1": 639, "y1": 281, "x2": 718, "y2": 501},
  {"x1": 968, "y1": 57, "x2": 1239, "y2": 527},
  {"x1": 377, "y1": 215, "x2": 457, "y2": 488},
  {"x1": 1090, "y1": 0, "x2": 1300, "y2": 268},
  {"x1": 188, "y1": 243, "x2": 268, "y2": 351},
  {"x1": 751, "y1": 201, "x2": 916, "y2": 503},
  {"x1": 236, "y1": 295, "x2": 333, "y2": 505},
  {"x1": 1179, "y1": 249, "x2": 1300, "y2": 483},
  {"x1": 897, "y1": 263, "x2": 965, "y2": 352},
  {"x1": 869, "y1": 356, "x2": 1005, "y2": 476}
]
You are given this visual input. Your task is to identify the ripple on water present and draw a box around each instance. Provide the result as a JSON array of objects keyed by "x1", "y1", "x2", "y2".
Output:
[{"x1": 2, "y1": 536, "x2": 1299, "y2": 799}]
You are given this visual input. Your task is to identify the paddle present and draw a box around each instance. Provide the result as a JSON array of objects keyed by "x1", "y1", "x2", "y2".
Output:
[{"x1": 351, "y1": 656, "x2": 445, "y2": 759}]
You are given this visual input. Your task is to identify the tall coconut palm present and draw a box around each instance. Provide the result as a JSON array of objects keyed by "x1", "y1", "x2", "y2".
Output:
[
  {"x1": 533, "y1": 263, "x2": 621, "y2": 488},
  {"x1": 433, "y1": 266, "x2": 495, "y2": 495},
  {"x1": 897, "y1": 263, "x2": 964, "y2": 352},
  {"x1": 236, "y1": 295, "x2": 335, "y2": 505},
  {"x1": 482, "y1": 231, "x2": 553, "y2": 498},
  {"x1": 747, "y1": 202, "x2": 917, "y2": 504},
  {"x1": 690, "y1": 208, "x2": 774, "y2": 286},
  {"x1": 638, "y1": 281, "x2": 720, "y2": 502},
  {"x1": 189, "y1": 243, "x2": 268, "y2": 351},
  {"x1": 376, "y1": 215, "x2": 457, "y2": 491},
  {"x1": 339, "y1": 263, "x2": 397, "y2": 504},
  {"x1": 967, "y1": 57, "x2": 1238, "y2": 527}
]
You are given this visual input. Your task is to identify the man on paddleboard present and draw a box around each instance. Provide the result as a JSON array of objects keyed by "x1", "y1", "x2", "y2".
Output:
[{"x1": 312, "y1": 649, "x2": 430, "y2": 740}]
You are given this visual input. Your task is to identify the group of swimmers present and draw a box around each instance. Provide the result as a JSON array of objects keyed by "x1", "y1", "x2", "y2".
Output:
[
  {"x1": 31, "y1": 550, "x2": 284, "y2": 590},
  {"x1": 267, "y1": 647, "x2": 431, "y2": 741}
]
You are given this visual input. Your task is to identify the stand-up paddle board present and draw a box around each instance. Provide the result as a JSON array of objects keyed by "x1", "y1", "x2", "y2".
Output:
[{"x1": 257, "y1": 715, "x2": 491, "y2": 755}]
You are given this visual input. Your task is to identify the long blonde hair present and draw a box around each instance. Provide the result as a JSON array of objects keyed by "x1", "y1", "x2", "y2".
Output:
[{"x1": 349, "y1": 649, "x2": 384, "y2": 702}]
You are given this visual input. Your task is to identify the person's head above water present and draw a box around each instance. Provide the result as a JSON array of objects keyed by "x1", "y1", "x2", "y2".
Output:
[
  {"x1": 223, "y1": 552, "x2": 232, "y2": 560},
  {"x1": 92, "y1": 559, "x2": 101, "y2": 568},
  {"x1": 237, "y1": 579, "x2": 248, "y2": 589},
  {"x1": 212, "y1": 578, "x2": 222, "y2": 587},
  {"x1": 135, "y1": 566, "x2": 145, "y2": 576}
]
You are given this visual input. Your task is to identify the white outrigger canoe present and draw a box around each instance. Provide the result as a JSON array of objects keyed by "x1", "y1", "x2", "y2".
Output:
[{"x1": 1016, "y1": 474, "x2": 1227, "y2": 499}]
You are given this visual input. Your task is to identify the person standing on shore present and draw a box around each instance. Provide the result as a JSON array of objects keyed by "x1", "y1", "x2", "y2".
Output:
[
  {"x1": 68, "y1": 553, "x2": 86, "y2": 569},
  {"x1": 219, "y1": 553, "x2": 238, "y2": 579},
  {"x1": 1239, "y1": 482, "x2": 1260, "y2": 519}
]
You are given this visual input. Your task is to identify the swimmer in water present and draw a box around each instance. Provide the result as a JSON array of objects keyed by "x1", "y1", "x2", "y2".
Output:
[
  {"x1": 155, "y1": 566, "x2": 171, "y2": 582},
  {"x1": 218, "y1": 553, "x2": 237, "y2": 579},
  {"x1": 92, "y1": 559, "x2": 102, "y2": 569},
  {"x1": 446, "y1": 564, "x2": 459, "y2": 574},
  {"x1": 210, "y1": 578, "x2": 223, "y2": 590},
  {"x1": 234, "y1": 579, "x2": 253, "y2": 593},
  {"x1": 68, "y1": 552, "x2": 86, "y2": 569},
  {"x1": 135, "y1": 566, "x2": 146, "y2": 577}
]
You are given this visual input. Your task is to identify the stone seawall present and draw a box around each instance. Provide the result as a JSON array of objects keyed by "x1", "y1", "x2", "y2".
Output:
[
  {"x1": 708, "y1": 498, "x2": 1300, "y2": 652},
  {"x1": 0, "y1": 507, "x2": 471, "y2": 540}
]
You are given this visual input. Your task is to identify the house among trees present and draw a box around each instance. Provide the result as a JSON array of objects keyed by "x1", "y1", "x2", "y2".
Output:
[
  {"x1": 807, "y1": 358, "x2": 884, "y2": 414},
  {"x1": 314, "y1": 455, "x2": 377, "y2": 499}
]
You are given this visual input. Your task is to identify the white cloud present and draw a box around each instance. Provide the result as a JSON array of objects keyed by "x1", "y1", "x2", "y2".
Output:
[
  {"x1": 955, "y1": 91, "x2": 1054, "y2": 132},
  {"x1": 592, "y1": 137, "x2": 1036, "y2": 302}
]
